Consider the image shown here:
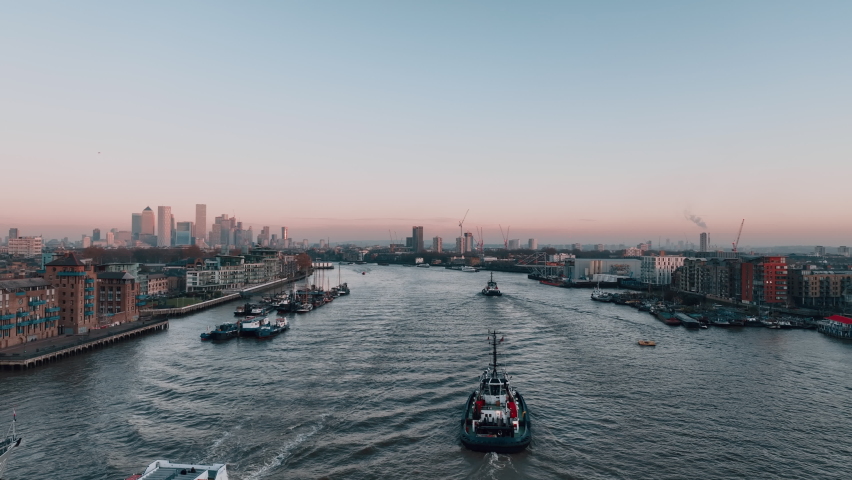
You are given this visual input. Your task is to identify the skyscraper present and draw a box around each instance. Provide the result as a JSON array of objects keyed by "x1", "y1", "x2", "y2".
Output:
[
  {"x1": 157, "y1": 206, "x2": 172, "y2": 247},
  {"x1": 412, "y1": 226, "x2": 424, "y2": 253},
  {"x1": 141, "y1": 207, "x2": 155, "y2": 235},
  {"x1": 175, "y1": 221, "x2": 194, "y2": 246},
  {"x1": 528, "y1": 238, "x2": 538, "y2": 250},
  {"x1": 8, "y1": 228, "x2": 18, "y2": 240},
  {"x1": 92, "y1": 228, "x2": 101, "y2": 242},
  {"x1": 195, "y1": 204, "x2": 207, "y2": 244},
  {"x1": 699, "y1": 232, "x2": 709, "y2": 252},
  {"x1": 432, "y1": 236, "x2": 443, "y2": 253},
  {"x1": 464, "y1": 232, "x2": 474, "y2": 253},
  {"x1": 131, "y1": 213, "x2": 142, "y2": 240}
]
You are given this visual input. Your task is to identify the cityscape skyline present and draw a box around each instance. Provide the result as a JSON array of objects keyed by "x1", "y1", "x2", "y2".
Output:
[{"x1": 2, "y1": 2, "x2": 851, "y2": 246}]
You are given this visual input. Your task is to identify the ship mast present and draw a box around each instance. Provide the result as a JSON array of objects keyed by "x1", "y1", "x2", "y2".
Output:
[{"x1": 490, "y1": 331, "x2": 500, "y2": 371}]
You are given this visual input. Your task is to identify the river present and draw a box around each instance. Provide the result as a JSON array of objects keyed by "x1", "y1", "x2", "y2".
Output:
[{"x1": 2, "y1": 265, "x2": 851, "y2": 479}]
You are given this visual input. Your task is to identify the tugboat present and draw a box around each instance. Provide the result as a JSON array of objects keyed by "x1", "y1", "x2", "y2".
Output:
[
  {"x1": 481, "y1": 272, "x2": 503, "y2": 296},
  {"x1": 201, "y1": 322, "x2": 239, "y2": 341},
  {"x1": 0, "y1": 412, "x2": 21, "y2": 479},
  {"x1": 124, "y1": 460, "x2": 228, "y2": 480},
  {"x1": 461, "y1": 332, "x2": 531, "y2": 453},
  {"x1": 258, "y1": 318, "x2": 289, "y2": 339}
]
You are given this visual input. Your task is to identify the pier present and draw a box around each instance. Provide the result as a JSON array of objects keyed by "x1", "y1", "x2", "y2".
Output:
[{"x1": 0, "y1": 319, "x2": 169, "y2": 370}]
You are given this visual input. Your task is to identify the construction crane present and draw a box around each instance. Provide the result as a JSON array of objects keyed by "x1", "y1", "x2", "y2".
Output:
[
  {"x1": 499, "y1": 224, "x2": 510, "y2": 250},
  {"x1": 732, "y1": 219, "x2": 745, "y2": 252},
  {"x1": 476, "y1": 226, "x2": 485, "y2": 254},
  {"x1": 458, "y1": 209, "x2": 469, "y2": 254}
]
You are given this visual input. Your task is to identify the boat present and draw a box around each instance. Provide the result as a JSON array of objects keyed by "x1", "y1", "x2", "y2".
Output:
[
  {"x1": 0, "y1": 412, "x2": 21, "y2": 479},
  {"x1": 539, "y1": 278, "x2": 564, "y2": 287},
  {"x1": 416, "y1": 263, "x2": 430, "y2": 268},
  {"x1": 258, "y1": 318, "x2": 289, "y2": 339},
  {"x1": 637, "y1": 340, "x2": 656, "y2": 346},
  {"x1": 675, "y1": 313, "x2": 701, "y2": 329},
  {"x1": 337, "y1": 282, "x2": 350, "y2": 295},
  {"x1": 238, "y1": 316, "x2": 265, "y2": 337},
  {"x1": 654, "y1": 310, "x2": 682, "y2": 326},
  {"x1": 590, "y1": 286, "x2": 612, "y2": 302},
  {"x1": 201, "y1": 322, "x2": 239, "y2": 341},
  {"x1": 124, "y1": 460, "x2": 228, "y2": 480},
  {"x1": 481, "y1": 272, "x2": 502, "y2": 296},
  {"x1": 460, "y1": 332, "x2": 531, "y2": 453},
  {"x1": 295, "y1": 302, "x2": 313, "y2": 313},
  {"x1": 461, "y1": 266, "x2": 478, "y2": 272}
]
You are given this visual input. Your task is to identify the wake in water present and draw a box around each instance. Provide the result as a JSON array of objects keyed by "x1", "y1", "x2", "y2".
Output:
[
  {"x1": 471, "y1": 451, "x2": 519, "y2": 480},
  {"x1": 241, "y1": 413, "x2": 330, "y2": 480}
]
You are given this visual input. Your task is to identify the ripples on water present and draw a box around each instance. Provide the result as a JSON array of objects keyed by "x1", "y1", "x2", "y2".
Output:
[{"x1": 2, "y1": 266, "x2": 852, "y2": 479}]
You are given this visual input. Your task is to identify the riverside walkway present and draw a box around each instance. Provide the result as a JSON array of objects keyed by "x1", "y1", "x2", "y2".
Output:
[
  {"x1": 139, "y1": 273, "x2": 307, "y2": 317},
  {"x1": 0, "y1": 319, "x2": 169, "y2": 370}
]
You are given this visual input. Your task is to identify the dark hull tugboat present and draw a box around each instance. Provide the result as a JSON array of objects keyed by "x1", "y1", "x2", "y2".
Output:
[
  {"x1": 481, "y1": 272, "x2": 502, "y2": 296},
  {"x1": 461, "y1": 331, "x2": 531, "y2": 453}
]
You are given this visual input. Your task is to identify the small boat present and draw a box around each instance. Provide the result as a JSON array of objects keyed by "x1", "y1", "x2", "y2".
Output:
[
  {"x1": 0, "y1": 412, "x2": 21, "y2": 479},
  {"x1": 337, "y1": 282, "x2": 350, "y2": 295},
  {"x1": 481, "y1": 272, "x2": 503, "y2": 296},
  {"x1": 238, "y1": 316, "x2": 265, "y2": 336},
  {"x1": 362, "y1": 272, "x2": 366, "y2": 275},
  {"x1": 124, "y1": 460, "x2": 228, "y2": 480},
  {"x1": 590, "y1": 286, "x2": 612, "y2": 302},
  {"x1": 295, "y1": 302, "x2": 313, "y2": 313},
  {"x1": 461, "y1": 266, "x2": 478, "y2": 272},
  {"x1": 461, "y1": 332, "x2": 531, "y2": 453},
  {"x1": 638, "y1": 340, "x2": 656, "y2": 346},
  {"x1": 539, "y1": 279, "x2": 564, "y2": 287},
  {"x1": 416, "y1": 263, "x2": 430, "y2": 268},
  {"x1": 201, "y1": 322, "x2": 239, "y2": 341},
  {"x1": 258, "y1": 318, "x2": 289, "y2": 339}
]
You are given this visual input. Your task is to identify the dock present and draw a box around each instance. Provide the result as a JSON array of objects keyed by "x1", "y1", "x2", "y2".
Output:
[{"x1": 0, "y1": 319, "x2": 169, "y2": 370}]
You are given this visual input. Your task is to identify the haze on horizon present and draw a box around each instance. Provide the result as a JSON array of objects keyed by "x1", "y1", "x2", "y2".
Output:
[{"x1": 2, "y1": 1, "x2": 851, "y2": 247}]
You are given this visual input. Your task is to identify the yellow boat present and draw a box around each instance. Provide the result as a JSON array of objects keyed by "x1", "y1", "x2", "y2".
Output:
[{"x1": 637, "y1": 340, "x2": 656, "y2": 346}]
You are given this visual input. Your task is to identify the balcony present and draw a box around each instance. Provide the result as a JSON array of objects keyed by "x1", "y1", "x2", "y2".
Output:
[
  {"x1": 29, "y1": 299, "x2": 47, "y2": 307},
  {"x1": 84, "y1": 311, "x2": 94, "y2": 317},
  {"x1": 0, "y1": 324, "x2": 14, "y2": 330},
  {"x1": 17, "y1": 319, "x2": 33, "y2": 327},
  {"x1": 85, "y1": 287, "x2": 94, "y2": 292},
  {"x1": 85, "y1": 278, "x2": 95, "y2": 283},
  {"x1": 0, "y1": 314, "x2": 14, "y2": 321},
  {"x1": 136, "y1": 301, "x2": 147, "y2": 306},
  {"x1": 15, "y1": 291, "x2": 25, "y2": 296},
  {"x1": 16, "y1": 311, "x2": 30, "y2": 318},
  {"x1": 58, "y1": 272, "x2": 86, "y2": 277},
  {"x1": 136, "y1": 295, "x2": 148, "y2": 300},
  {"x1": 46, "y1": 315, "x2": 60, "y2": 322},
  {"x1": 84, "y1": 295, "x2": 95, "y2": 300},
  {"x1": 84, "y1": 303, "x2": 94, "y2": 309},
  {"x1": 45, "y1": 307, "x2": 60, "y2": 313}
]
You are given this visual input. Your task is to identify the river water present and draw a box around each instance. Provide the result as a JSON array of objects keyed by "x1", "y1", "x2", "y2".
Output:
[{"x1": 2, "y1": 265, "x2": 851, "y2": 479}]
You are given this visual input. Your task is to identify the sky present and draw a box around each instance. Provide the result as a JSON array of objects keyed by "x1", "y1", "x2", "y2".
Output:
[{"x1": 1, "y1": 1, "x2": 851, "y2": 247}]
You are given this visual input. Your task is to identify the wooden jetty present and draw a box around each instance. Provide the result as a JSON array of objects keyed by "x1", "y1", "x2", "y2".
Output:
[{"x1": 0, "y1": 319, "x2": 169, "y2": 370}]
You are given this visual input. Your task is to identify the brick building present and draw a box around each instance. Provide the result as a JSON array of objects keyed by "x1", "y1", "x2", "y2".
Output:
[
  {"x1": 96, "y1": 272, "x2": 140, "y2": 324},
  {"x1": 788, "y1": 269, "x2": 852, "y2": 308},
  {"x1": 0, "y1": 278, "x2": 60, "y2": 349},
  {"x1": 741, "y1": 256, "x2": 788, "y2": 305},
  {"x1": 43, "y1": 253, "x2": 99, "y2": 334}
]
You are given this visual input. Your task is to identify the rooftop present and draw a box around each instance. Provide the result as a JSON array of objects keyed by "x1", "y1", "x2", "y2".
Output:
[
  {"x1": 0, "y1": 278, "x2": 52, "y2": 290},
  {"x1": 826, "y1": 315, "x2": 852, "y2": 325},
  {"x1": 45, "y1": 253, "x2": 86, "y2": 267}
]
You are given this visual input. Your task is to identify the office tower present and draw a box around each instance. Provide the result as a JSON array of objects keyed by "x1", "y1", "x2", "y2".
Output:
[
  {"x1": 281, "y1": 226, "x2": 288, "y2": 242},
  {"x1": 92, "y1": 228, "x2": 100, "y2": 242},
  {"x1": 8, "y1": 228, "x2": 18, "y2": 240},
  {"x1": 157, "y1": 206, "x2": 172, "y2": 247},
  {"x1": 195, "y1": 204, "x2": 207, "y2": 243},
  {"x1": 175, "y1": 221, "x2": 194, "y2": 246},
  {"x1": 839, "y1": 246, "x2": 850, "y2": 257},
  {"x1": 259, "y1": 226, "x2": 271, "y2": 246},
  {"x1": 302, "y1": 239, "x2": 309, "y2": 249},
  {"x1": 595, "y1": 243, "x2": 604, "y2": 251},
  {"x1": 456, "y1": 236, "x2": 465, "y2": 253},
  {"x1": 815, "y1": 246, "x2": 826, "y2": 256},
  {"x1": 572, "y1": 243, "x2": 582, "y2": 251},
  {"x1": 131, "y1": 213, "x2": 142, "y2": 240},
  {"x1": 464, "y1": 232, "x2": 474, "y2": 252},
  {"x1": 508, "y1": 239, "x2": 520, "y2": 250},
  {"x1": 432, "y1": 236, "x2": 443, "y2": 253},
  {"x1": 412, "y1": 226, "x2": 424, "y2": 253},
  {"x1": 141, "y1": 207, "x2": 155, "y2": 235},
  {"x1": 170, "y1": 214, "x2": 176, "y2": 246},
  {"x1": 699, "y1": 232, "x2": 709, "y2": 252},
  {"x1": 8, "y1": 236, "x2": 42, "y2": 257},
  {"x1": 82, "y1": 235, "x2": 92, "y2": 248},
  {"x1": 528, "y1": 238, "x2": 538, "y2": 250},
  {"x1": 106, "y1": 231, "x2": 115, "y2": 246},
  {"x1": 320, "y1": 238, "x2": 327, "y2": 249}
]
